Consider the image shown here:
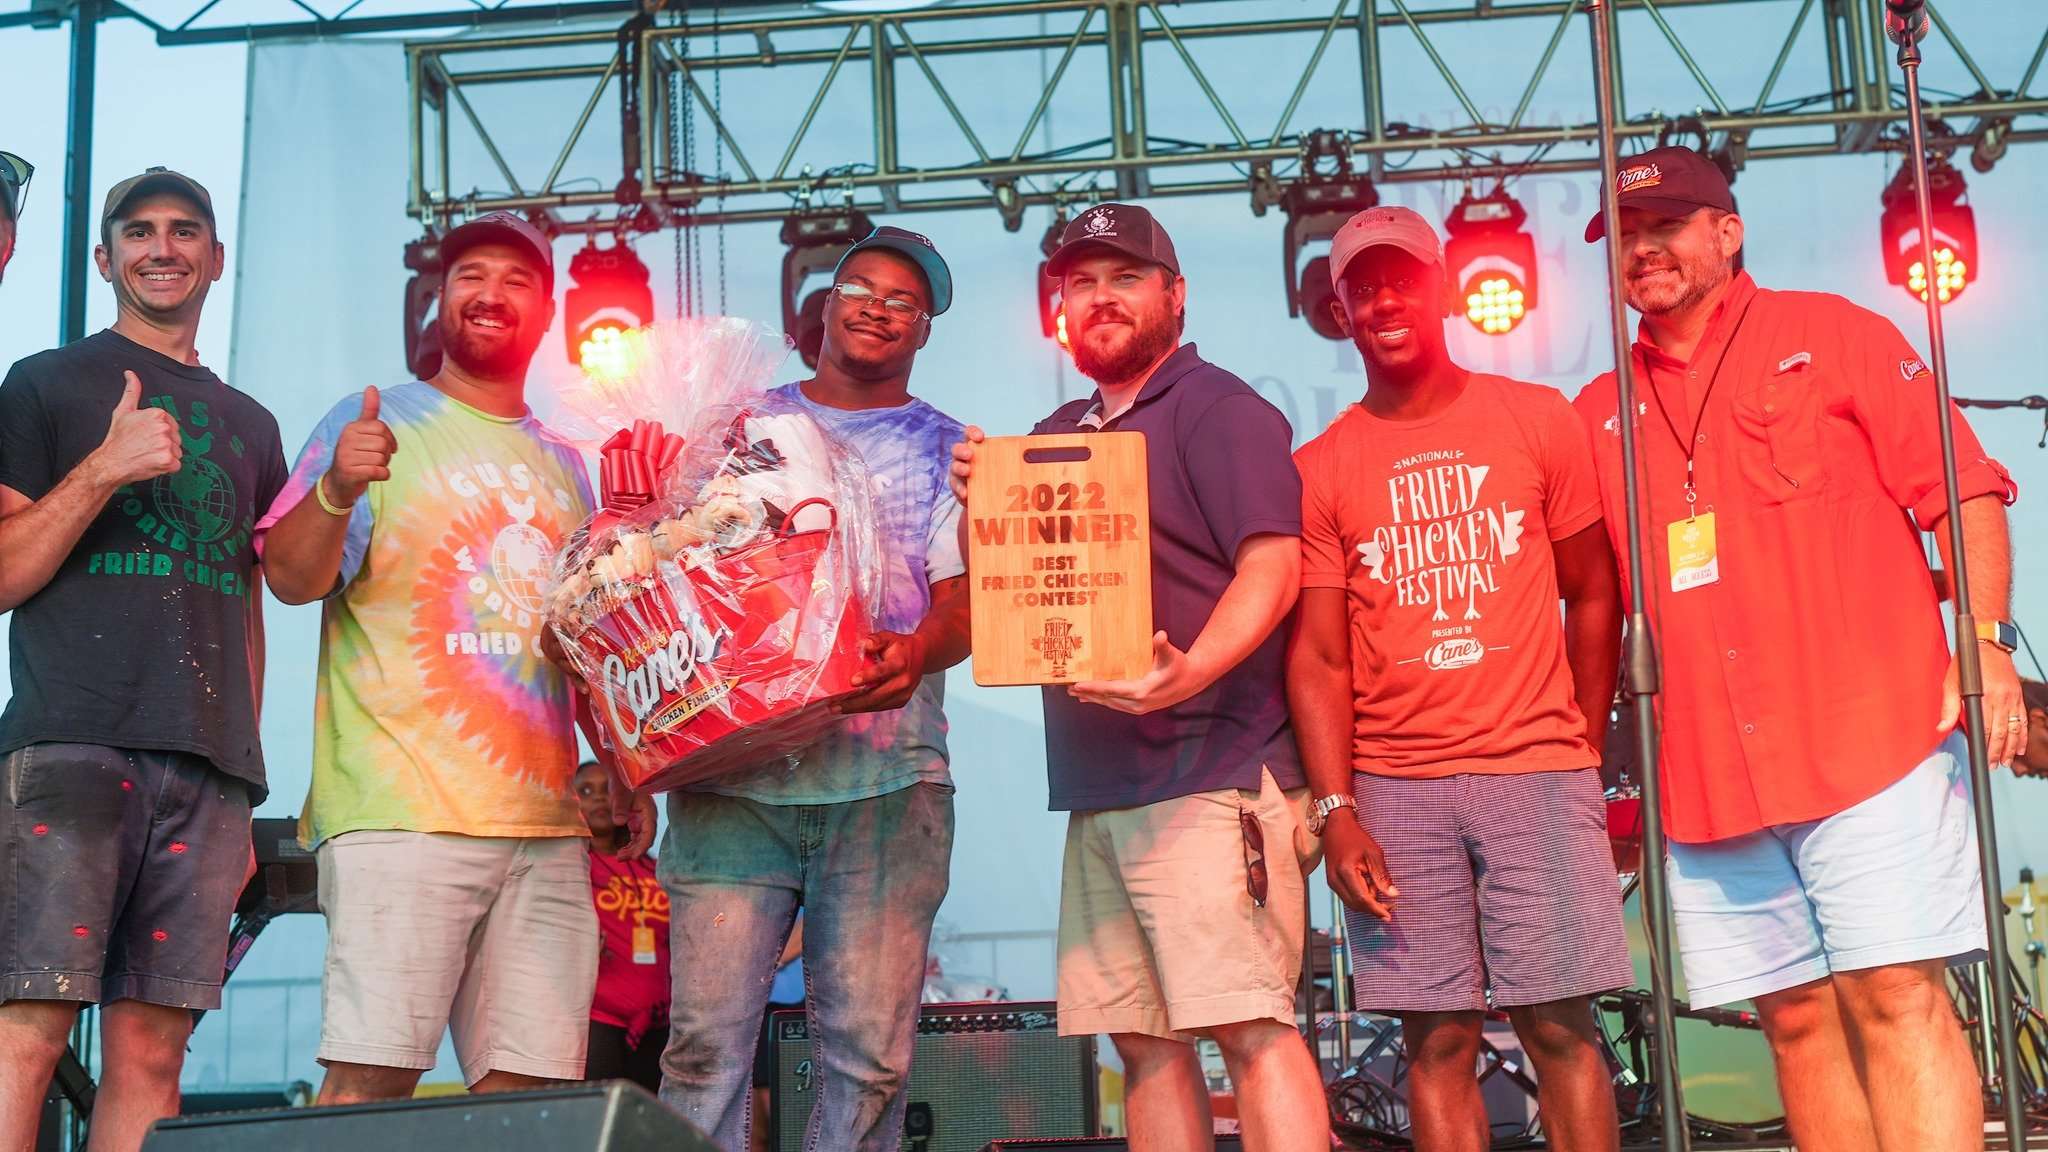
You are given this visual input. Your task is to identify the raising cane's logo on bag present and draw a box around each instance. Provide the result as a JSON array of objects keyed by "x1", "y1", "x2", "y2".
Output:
[{"x1": 598, "y1": 617, "x2": 733, "y2": 750}]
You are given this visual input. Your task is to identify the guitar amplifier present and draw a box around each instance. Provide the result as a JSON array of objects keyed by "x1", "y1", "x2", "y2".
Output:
[{"x1": 771, "y1": 1001, "x2": 1097, "y2": 1152}]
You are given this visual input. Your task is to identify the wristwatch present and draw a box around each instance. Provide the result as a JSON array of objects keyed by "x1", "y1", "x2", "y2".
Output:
[
  {"x1": 1977, "y1": 619, "x2": 2019, "y2": 654},
  {"x1": 1305, "y1": 793, "x2": 1357, "y2": 836}
]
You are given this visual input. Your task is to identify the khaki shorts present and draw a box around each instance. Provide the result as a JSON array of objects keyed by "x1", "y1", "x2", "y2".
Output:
[
  {"x1": 316, "y1": 830, "x2": 598, "y2": 1085},
  {"x1": 1056, "y1": 767, "x2": 1312, "y2": 1041}
]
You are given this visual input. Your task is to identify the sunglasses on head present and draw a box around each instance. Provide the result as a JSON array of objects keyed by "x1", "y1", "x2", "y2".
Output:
[{"x1": 0, "y1": 152, "x2": 31, "y2": 222}]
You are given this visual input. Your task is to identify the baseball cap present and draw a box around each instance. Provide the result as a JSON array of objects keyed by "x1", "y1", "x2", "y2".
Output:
[
  {"x1": 1045, "y1": 203, "x2": 1181, "y2": 279},
  {"x1": 440, "y1": 210, "x2": 556, "y2": 294},
  {"x1": 834, "y1": 225, "x2": 953, "y2": 316},
  {"x1": 1584, "y1": 145, "x2": 1735, "y2": 241},
  {"x1": 101, "y1": 167, "x2": 215, "y2": 242},
  {"x1": 1327, "y1": 205, "x2": 1443, "y2": 291}
]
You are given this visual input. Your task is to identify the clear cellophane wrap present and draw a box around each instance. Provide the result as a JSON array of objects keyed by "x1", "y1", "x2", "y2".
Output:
[{"x1": 542, "y1": 318, "x2": 883, "y2": 791}]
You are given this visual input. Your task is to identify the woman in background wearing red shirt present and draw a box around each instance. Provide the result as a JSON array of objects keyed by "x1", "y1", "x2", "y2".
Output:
[{"x1": 577, "y1": 761, "x2": 671, "y2": 1092}]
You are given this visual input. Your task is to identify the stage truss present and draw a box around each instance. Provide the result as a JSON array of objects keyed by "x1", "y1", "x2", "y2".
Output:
[{"x1": 385, "y1": 0, "x2": 2048, "y2": 233}]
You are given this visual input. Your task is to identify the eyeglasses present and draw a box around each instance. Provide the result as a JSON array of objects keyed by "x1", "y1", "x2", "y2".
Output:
[
  {"x1": 0, "y1": 152, "x2": 29, "y2": 222},
  {"x1": 831, "y1": 281, "x2": 929, "y2": 323}
]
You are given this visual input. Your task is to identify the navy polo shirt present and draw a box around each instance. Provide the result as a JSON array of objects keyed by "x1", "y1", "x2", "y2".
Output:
[{"x1": 1030, "y1": 343, "x2": 1305, "y2": 811}]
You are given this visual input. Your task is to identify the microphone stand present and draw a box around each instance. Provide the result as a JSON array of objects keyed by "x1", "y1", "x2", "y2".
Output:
[
  {"x1": 1584, "y1": 2, "x2": 1689, "y2": 1147},
  {"x1": 1886, "y1": 3, "x2": 2032, "y2": 1146}
]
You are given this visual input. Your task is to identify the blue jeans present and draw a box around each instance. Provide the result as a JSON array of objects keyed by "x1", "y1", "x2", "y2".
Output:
[{"x1": 657, "y1": 782, "x2": 954, "y2": 1152}]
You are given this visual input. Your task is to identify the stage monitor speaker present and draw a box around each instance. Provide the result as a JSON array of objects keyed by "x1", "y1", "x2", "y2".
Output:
[
  {"x1": 140, "y1": 1082, "x2": 713, "y2": 1152},
  {"x1": 978, "y1": 1131, "x2": 1245, "y2": 1139},
  {"x1": 772, "y1": 1001, "x2": 1098, "y2": 1152}
]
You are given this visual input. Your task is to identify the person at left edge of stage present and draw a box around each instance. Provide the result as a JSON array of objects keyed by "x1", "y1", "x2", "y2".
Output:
[
  {"x1": 0, "y1": 167, "x2": 286, "y2": 1152},
  {"x1": 257, "y1": 210, "x2": 656, "y2": 1103},
  {"x1": 0, "y1": 148, "x2": 25, "y2": 283},
  {"x1": 1289, "y1": 205, "x2": 1629, "y2": 1152}
]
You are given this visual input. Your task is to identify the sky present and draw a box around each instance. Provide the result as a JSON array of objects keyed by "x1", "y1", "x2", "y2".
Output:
[{"x1": 3, "y1": 0, "x2": 2047, "y2": 1107}]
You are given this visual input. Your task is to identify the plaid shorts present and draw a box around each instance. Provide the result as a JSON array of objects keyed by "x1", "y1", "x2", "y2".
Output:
[{"x1": 1346, "y1": 767, "x2": 1632, "y2": 1014}]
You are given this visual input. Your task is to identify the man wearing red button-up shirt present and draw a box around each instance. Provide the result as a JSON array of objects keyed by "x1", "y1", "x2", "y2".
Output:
[{"x1": 1575, "y1": 146, "x2": 2022, "y2": 1152}]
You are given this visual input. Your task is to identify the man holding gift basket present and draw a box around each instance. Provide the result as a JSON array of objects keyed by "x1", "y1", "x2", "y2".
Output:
[
  {"x1": 257, "y1": 211, "x2": 652, "y2": 1102},
  {"x1": 645, "y1": 227, "x2": 971, "y2": 1152}
]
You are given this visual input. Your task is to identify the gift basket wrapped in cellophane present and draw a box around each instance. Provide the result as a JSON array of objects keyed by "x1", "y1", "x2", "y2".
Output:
[{"x1": 542, "y1": 317, "x2": 884, "y2": 792}]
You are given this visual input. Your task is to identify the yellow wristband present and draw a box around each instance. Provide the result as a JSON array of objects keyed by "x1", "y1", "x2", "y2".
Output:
[{"x1": 313, "y1": 476, "x2": 356, "y2": 518}]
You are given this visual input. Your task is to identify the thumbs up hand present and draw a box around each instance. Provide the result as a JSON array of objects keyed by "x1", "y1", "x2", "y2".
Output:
[
  {"x1": 85, "y1": 372, "x2": 183, "y2": 487},
  {"x1": 322, "y1": 385, "x2": 398, "y2": 510}
]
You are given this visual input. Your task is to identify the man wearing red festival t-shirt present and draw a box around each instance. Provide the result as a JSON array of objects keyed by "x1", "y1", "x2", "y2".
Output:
[
  {"x1": 577, "y1": 761, "x2": 670, "y2": 1091},
  {"x1": 1287, "y1": 206, "x2": 1629, "y2": 1152}
]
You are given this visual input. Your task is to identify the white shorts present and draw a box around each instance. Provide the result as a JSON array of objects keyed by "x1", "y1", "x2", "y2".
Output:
[
  {"x1": 316, "y1": 831, "x2": 599, "y2": 1085},
  {"x1": 1666, "y1": 735, "x2": 1986, "y2": 1009}
]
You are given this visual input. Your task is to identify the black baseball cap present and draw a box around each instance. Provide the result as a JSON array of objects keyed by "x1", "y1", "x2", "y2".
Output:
[
  {"x1": 101, "y1": 167, "x2": 215, "y2": 243},
  {"x1": 441, "y1": 211, "x2": 556, "y2": 294},
  {"x1": 1045, "y1": 203, "x2": 1181, "y2": 278},
  {"x1": 1584, "y1": 145, "x2": 1736, "y2": 242},
  {"x1": 834, "y1": 225, "x2": 952, "y2": 316}
]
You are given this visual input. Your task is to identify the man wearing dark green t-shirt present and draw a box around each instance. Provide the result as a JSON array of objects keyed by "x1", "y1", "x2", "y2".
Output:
[{"x1": 0, "y1": 168, "x2": 285, "y2": 1152}]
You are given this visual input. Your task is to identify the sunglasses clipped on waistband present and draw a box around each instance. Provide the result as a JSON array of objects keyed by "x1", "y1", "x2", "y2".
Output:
[{"x1": 0, "y1": 152, "x2": 32, "y2": 221}]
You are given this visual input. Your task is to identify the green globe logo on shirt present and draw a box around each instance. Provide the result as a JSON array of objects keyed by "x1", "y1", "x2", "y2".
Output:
[{"x1": 152, "y1": 455, "x2": 239, "y2": 545}]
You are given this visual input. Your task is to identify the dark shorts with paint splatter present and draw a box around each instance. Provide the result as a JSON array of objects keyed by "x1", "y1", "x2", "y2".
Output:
[{"x1": 1, "y1": 743, "x2": 251, "y2": 1009}]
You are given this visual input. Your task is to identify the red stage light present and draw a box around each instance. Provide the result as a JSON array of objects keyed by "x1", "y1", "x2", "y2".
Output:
[
  {"x1": 1444, "y1": 187, "x2": 1538, "y2": 337},
  {"x1": 565, "y1": 239, "x2": 654, "y2": 374},
  {"x1": 1880, "y1": 155, "x2": 1976, "y2": 305}
]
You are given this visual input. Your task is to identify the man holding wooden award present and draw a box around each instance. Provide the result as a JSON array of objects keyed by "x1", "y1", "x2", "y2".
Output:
[{"x1": 950, "y1": 204, "x2": 1329, "y2": 1152}]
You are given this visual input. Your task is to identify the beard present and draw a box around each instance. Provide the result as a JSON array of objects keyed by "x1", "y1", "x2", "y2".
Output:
[
  {"x1": 1624, "y1": 245, "x2": 1732, "y2": 318},
  {"x1": 440, "y1": 305, "x2": 539, "y2": 379},
  {"x1": 1069, "y1": 300, "x2": 1179, "y2": 386}
]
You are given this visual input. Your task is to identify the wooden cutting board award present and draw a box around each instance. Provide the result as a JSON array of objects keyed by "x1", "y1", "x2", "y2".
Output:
[{"x1": 966, "y1": 432, "x2": 1153, "y2": 686}]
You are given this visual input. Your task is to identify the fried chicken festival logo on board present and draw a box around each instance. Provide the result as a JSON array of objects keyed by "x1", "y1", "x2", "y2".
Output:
[{"x1": 1031, "y1": 617, "x2": 1084, "y2": 679}]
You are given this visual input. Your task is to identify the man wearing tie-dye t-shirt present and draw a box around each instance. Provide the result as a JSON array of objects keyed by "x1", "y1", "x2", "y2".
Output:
[
  {"x1": 257, "y1": 212, "x2": 655, "y2": 1103},
  {"x1": 658, "y1": 228, "x2": 970, "y2": 1152}
]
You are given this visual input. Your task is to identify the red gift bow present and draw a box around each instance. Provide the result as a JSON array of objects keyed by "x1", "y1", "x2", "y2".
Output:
[{"x1": 594, "y1": 419, "x2": 685, "y2": 530}]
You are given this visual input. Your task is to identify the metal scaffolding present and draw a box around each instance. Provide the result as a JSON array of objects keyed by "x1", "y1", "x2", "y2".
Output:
[{"x1": 392, "y1": 0, "x2": 2048, "y2": 234}]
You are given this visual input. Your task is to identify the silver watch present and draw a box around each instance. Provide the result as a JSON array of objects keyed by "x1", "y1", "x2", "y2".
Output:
[{"x1": 1306, "y1": 792, "x2": 1356, "y2": 836}]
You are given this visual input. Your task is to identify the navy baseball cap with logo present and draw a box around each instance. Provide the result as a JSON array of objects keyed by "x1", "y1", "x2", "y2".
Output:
[
  {"x1": 441, "y1": 210, "x2": 557, "y2": 295},
  {"x1": 1584, "y1": 145, "x2": 1737, "y2": 241},
  {"x1": 1045, "y1": 203, "x2": 1182, "y2": 279},
  {"x1": 835, "y1": 225, "x2": 953, "y2": 316}
]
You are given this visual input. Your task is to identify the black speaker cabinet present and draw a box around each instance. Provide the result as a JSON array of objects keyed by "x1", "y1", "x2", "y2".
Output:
[
  {"x1": 140, "y1": 1082, "x2": 713, "y2": 1151},
  {"x1": 771, "y1": 1001, "x2": 1098, "y2": 1152}
]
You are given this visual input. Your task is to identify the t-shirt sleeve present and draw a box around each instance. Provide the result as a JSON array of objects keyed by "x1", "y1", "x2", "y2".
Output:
[
  {"x1": 1533, "y1": 386, "x2": 1603, "y2": 541},
  {"x1": 1182, "y1": 392, "x2": 1303, "y2": 559},
  {"x1": 253, "y1": 395, "x2": 376, "y2": 589},
  {"x1": 0, "y1": 360, "x2": 57, "y2": 502},
  {"x1": 1840, "y1": 307, "x2": 2017, "y2": 529},
  {"x1": 926, "y1": 487, "x2": 965, "y2": 584},
  {"x1": 1295, "y1": 442, "x2": 1348, "y2": 590}
]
